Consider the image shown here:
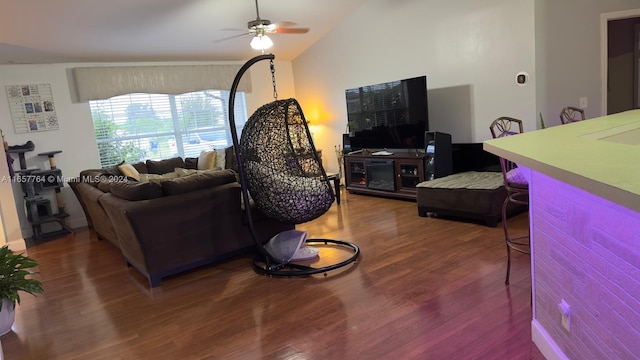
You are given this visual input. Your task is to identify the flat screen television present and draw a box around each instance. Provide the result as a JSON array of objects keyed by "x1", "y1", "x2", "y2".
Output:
[{"x1": 345, "y1": 76, "x2": 428, "y2": 151}]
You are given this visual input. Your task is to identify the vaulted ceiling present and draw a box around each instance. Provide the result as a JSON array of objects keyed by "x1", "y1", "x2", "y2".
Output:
[{"x1": 0, "y1": 0, "x2": 368, "y2": 64}]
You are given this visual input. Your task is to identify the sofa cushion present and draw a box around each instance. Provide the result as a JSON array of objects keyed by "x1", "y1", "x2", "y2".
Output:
[
  {"x1": 132, "y1": 162, "x2": 148, "y2": 174},
  {"x1": 161, "y1": 169, "x2": 236, "y2": 196},
  {"x1": 174, "y1": 168, "x2": 198, "y2": 177},
  {"x1": 102, "y1": 162, "x2": 124, "y2": 177},
  {"x1": 139, "y1": 172, "x2": 179, "y2": 183},
  {"x1": 97, "y1": 180, "x2": 113, "y2": 193},
  {"x1": 174, "y1": 167, "x2": 223, "y2": 177},
  {"x1": 79, "y1": 169, "x2": 106, "y2": 187},
  {"x1": 146, "y1": 157, "x2": 185, "y2": 174},
  {"x1": 110, "y1": 181, "x2": 164, "y2": 201}
]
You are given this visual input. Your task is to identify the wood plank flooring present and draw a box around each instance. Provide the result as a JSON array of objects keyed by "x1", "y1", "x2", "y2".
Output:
[{"x1": 1, "y1": 191, "x2": 544, "y2": 359}]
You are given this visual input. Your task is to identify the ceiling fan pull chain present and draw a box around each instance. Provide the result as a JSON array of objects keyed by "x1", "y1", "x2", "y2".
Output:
[{"x1": 270, "y1": 59, "x2": 278, "y2": 100}]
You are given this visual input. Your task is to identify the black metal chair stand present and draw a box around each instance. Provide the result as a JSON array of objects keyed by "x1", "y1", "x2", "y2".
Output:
[{"x1": 228, "y1": 54, "x2": 359, "y2": 277}]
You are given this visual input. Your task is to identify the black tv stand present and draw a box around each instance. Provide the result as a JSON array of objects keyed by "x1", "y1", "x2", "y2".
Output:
[
  {"x1": 343, "y1": 143, "x2": 499, "y2": 201},
  {"x1": 343, "y1": 148, "x2": 427, "y2": 200}
]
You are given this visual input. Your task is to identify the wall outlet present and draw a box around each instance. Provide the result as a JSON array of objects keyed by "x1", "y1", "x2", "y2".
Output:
[
  {"x1": 579, "y1": 97, "x2": 588, "y2": 109},
  {"x1": 559, "y1": 299, "x2": 571, "y2": 333}
]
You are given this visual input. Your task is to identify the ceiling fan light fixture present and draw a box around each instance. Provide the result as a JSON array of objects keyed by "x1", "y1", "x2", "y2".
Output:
[{"x1": 250, "y1": 34, "x2": 273, "y2": 51}]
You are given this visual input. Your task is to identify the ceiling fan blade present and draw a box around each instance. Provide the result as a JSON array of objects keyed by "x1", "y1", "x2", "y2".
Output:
[
  {"x1": 272, "y1": 28, "x2": 309, "y2": 34},
  {"x1": 271, "y1": 22, "x2": 298, "y2": 28},
  {"x1": 212, "y1": 32, "x2": 250, "y2": 44},
  {"x1": 219, "y1": 28, "x2": 249, "y2": 32}
]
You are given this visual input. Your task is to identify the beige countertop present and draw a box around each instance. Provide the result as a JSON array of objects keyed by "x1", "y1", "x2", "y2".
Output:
[{"x1": 483, "y1": 109, "x2": 640, "y2": 213}]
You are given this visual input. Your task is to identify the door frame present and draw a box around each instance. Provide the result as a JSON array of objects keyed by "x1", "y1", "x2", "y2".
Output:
[
  {"x1": 635, "y1": 23, "x2": 640, "y2": 109},
  {"x1": 601, "y1": 8, "x2": 640, "y2": 116}
]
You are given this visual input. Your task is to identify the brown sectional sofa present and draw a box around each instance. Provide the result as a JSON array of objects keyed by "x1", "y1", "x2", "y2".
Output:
[{"x1": 70, "y1": 153, "x2": 293, "y2": 287}]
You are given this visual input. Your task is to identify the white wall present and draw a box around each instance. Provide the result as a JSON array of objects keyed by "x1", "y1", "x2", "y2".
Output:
[
  {"x1": 0, "y1": 146, "x2": 24, "y2": 250},
  {"x1": 535, "y1": 0, "x2": 640, "y2": 127},
  {"x1": 291, "y1": 0, "x2": 536, "y2": 174},
  {"x1": 0, "y1": 59, "x2": 295, "y2": 237}
]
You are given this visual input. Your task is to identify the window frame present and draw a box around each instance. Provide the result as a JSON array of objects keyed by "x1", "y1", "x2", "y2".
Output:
[{"x1": 89, "y1": 89, "x2": 247, "y2": 167}]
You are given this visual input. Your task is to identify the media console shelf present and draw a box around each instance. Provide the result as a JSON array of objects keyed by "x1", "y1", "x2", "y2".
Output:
[{"x1": 344, "y1": 149, "x2": 426, "y2": 200}]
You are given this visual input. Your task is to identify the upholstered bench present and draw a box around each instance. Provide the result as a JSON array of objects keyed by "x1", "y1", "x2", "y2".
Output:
[{"x1": 416, "y1": 171, "x2": 525, "y2": 227}]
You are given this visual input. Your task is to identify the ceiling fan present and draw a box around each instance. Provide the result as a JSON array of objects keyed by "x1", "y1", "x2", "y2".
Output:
[{"x1": 215, "y1": 0, "x2": 310, "y2": 51}]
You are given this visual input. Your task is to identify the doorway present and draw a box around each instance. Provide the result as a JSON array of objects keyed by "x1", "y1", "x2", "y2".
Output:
[{"x1": 601, "y1": 9, "x2": 640, "y2": 115}]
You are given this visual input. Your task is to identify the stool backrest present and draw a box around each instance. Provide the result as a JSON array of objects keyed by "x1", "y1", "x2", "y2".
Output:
[
  {"x1": 489, "y1": 117, "x2": 526, "y2": 188},
  {"x1": 559, "y1": 106, "x2": 585, "y2": 124}
]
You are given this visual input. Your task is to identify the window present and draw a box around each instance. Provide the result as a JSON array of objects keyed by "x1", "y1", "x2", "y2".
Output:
[{"x1": 90, "y1": 90, "x2": 247, "y2": 167}]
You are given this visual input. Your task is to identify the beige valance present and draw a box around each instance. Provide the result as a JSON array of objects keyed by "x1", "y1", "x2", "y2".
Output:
[{"x1": 72, "y1": 64, "x2": 252, "y2": 102}]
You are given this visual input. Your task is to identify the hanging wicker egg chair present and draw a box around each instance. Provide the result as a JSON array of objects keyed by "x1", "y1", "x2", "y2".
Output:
[
  {"x1": 228, "y1": 54, "x2": 359, "y2": 276},
  {"x1": 240, "y1": 98, "x2": 334, "y2": 224}
]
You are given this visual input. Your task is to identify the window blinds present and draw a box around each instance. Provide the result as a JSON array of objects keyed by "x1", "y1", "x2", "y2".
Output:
[{"x1": 90, "y1": 90, "x2": 247, "y2": 167}]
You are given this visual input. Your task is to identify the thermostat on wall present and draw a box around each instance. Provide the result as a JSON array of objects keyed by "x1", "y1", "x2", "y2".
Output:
[{"x1": 516, "y1": 72, "x2": 529, "y2": 86}]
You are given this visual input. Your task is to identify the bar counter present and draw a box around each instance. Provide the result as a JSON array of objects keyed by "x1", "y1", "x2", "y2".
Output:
[
  {"x1": 484, "y1": 109, "x2": 640, "y2": 360},
  {"x1": 485, "y1": 109, "x2": 640, "y2": 212}
]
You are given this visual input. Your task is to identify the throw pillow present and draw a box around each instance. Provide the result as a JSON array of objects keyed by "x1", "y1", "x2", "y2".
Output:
[
  {"x1": 215, "y1": 148, "x2": 226, "y2": 170},
  {"x1": 198, "y1": 150, "x2": 217, "y2": 170},
  {"x1": 118, "y1": 163, "x2": 141, "y2": 181},
  {"x1": 184, "y1": 157, "x2": 199, "y2": 170},
  {"x1": 224, "y1": 146, "x2": 239, "y2": 172},
  {"x1": 110, "y1": 181, "x2": 163, "y2": 201},
  {"x1": 146, "y1": 157, "x2": 185, "y2": 174}
]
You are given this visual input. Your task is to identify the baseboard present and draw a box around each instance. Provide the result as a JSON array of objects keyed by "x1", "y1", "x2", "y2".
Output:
[
  {"x1": 6, "y1": 238, "x2": 27, "y2": 251},
  {"x1": 67, "y1": 216, "x2": 88, "y2": 230},
  {"x1": 531, "y1": 319, "x2": 569, "y2": 360}
]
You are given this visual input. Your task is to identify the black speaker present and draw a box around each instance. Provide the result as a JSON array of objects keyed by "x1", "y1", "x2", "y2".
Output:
[
  {"x1": 342, "y1": 134, "x2": 352, "y2": 153},
  {"x1": 424, "y1": 131, "x2": 453, "y2": 181}
]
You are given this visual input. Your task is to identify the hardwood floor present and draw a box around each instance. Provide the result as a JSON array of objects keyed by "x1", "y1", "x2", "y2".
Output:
[{"x1": 1, "y1": 191, "x2": 544, "y2": 359}]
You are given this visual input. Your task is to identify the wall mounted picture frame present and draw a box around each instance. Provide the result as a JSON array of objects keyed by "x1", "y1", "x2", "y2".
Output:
[{"x1": 5, "y1": 83, "x2": 59, "y2": 133}]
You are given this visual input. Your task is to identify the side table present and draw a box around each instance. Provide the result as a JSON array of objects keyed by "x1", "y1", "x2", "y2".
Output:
[{"x1": 326, "y1": 172, "x2": 341, "y2": 205}]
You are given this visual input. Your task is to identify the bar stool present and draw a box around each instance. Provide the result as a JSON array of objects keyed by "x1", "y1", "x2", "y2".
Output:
[
  {"x1": 489, "y1": 117, "x2": 530, "y2": 285},
  {"x1": 559, "y1": 106, "x2": 585, "y2": 124}
]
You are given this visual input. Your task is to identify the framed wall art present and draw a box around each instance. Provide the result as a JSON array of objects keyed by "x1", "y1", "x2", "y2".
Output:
[{"x1": 5, "y1": 83, "x2": 59, "y2": 133}]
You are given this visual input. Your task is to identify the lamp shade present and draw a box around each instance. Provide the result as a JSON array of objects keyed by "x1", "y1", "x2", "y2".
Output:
[{"x1": 250, "y1": 35, "x2": 273, "y2": 51}]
